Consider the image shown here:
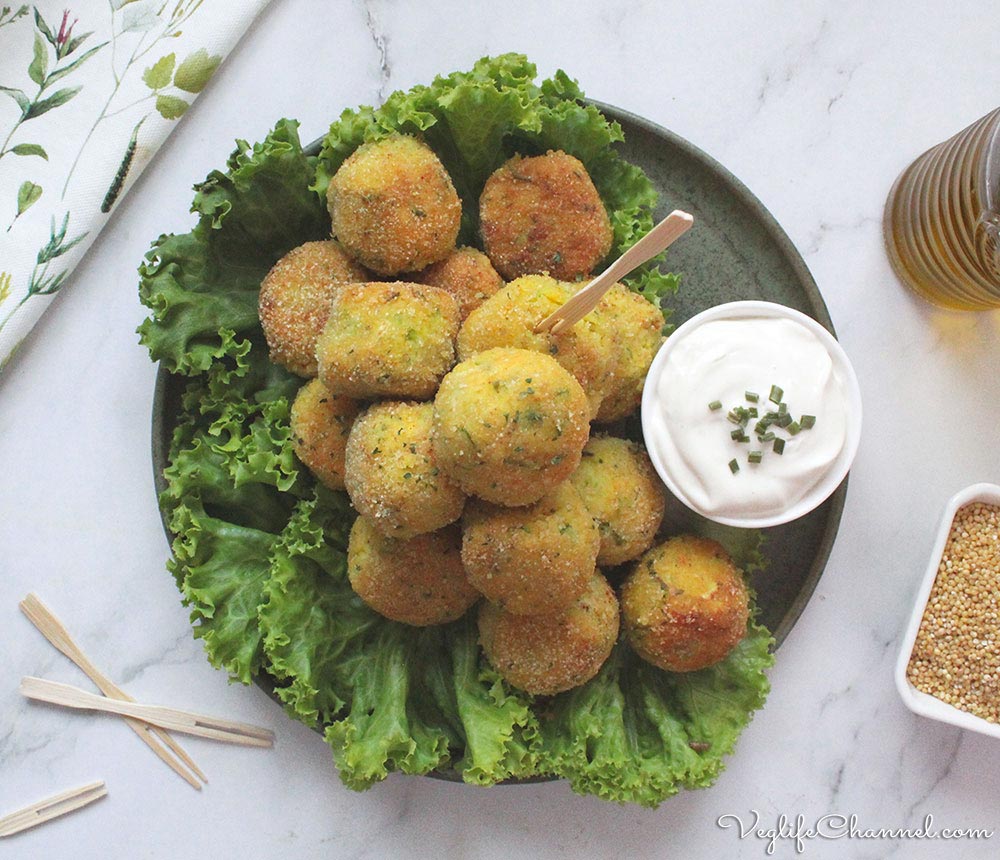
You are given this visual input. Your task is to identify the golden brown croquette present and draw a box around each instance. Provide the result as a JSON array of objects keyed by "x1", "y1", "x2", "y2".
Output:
[
  {"x1": 289, "y1": 378, "x2": 361, "y2": 491},
  {"x1": 594, "y1": 286, "x2": 664, "y2": 423},
  {"x1": 347, "y1": 518, "x2": 480, "y2": 626},
  {"x1": 432, "y1": 347, "x2": 590, "y2": 507},
  {"x1": 478, "y1": 570, "x2": 619, "y2": 695},
  {"x1": 479, "y1": 150, "x2": 612, "y2": 281},
  {"x1": 621, "y1": 535, "x2": 749, "y2": 672},
  {"x1": 569, "y1": 436, "x2": 664, "y2": 566},
  {"x1": 315, "y1": 282, "x2": 459, "y2": 400},
  {"x1": 415, "y1": 246, "x2": 504, "y2": 320},
  {"x1": 258, "y1": 240, "x2": 370, "y2": 377},
  {"x1": 345, "y1": 401, "x2": 465, "y2": 538},
  {"x1": 457, "y1": 274, "x2": 623, "y2": 419},
  {"x1": 461, "y1": 482, "x2": 598, "y2": 615},
  {"x1": 328, "y1": 134, "x2": 461, "y2": 275}
]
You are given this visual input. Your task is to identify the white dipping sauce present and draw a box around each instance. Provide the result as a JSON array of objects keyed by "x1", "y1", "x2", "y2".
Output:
[{"x1": 646, "y1": 316, "x2": 850, "y2": 520}]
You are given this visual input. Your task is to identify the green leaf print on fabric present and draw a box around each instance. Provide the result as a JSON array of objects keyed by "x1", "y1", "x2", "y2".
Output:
[
  {"x1": 155, "y1": 94, "x2": 188, "y2": 120},
  {"x1": 9, "y1": 143, "x2": 47, "y2": 159},
  {"x1": 0, "y1": 9, "x2": 106, "y2": 162},
  {"x1": 62, "y1": 0, "x2": 216, "y2": 199},
  {"x1": 0, "y1": 6, "x2": 29, "y2": 30},
  {"x1": 174, "y1": 49, "x2": 220, "y2": 93},
  {"x1": 143, "y1": 53, "x2": 176, "y2": 90},
  {"x1": 6, "y1": 180, "x2": 41, "y2": 233},
  {"x1": 0, "y1": 212, "x2": 88, "y2": 337},
  {"x1": 16, "y1": 180, "x2": 42, "y2": 214}
]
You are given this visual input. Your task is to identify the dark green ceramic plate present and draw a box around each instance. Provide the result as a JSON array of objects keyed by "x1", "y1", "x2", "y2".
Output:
[{"x1": 152, "y1": 103, "x2": 845, "y2": 774}]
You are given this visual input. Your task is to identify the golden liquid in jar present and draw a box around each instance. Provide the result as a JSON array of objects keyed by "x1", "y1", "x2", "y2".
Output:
[{"x1": 884, "y1": 108, "x2": 1000, "y2": 310}]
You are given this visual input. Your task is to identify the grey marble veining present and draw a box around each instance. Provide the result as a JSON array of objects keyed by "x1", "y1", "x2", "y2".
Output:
[{"x1": 1, "y1": 1, "x2": 1000, "y2": 858}]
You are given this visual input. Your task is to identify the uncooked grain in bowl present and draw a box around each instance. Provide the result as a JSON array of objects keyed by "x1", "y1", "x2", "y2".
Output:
[{"x1": 906, "y1": 501, "x2": 1000, "y2": 724}]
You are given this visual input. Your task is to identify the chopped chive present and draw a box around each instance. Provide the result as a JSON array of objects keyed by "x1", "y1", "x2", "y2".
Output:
[
  {"x1": 777, "y1": 413, "x2": 792, "y2": 428},
  {"x1": 730, "y1": 428, "x2": 745, "y2": 441},
  {"x1": 708, "y1": 400, "x2": 722, "y2": 411},
  {"x1": 769, "y1": 384, "x2": 784, "y2": 404},
  {"x1": 727, "y1": 411, "x2": 742, "y2": 425},
  {"x1": 748, "y1": 406, "x2": 758, "y2": 418},
  {"x1": 800, "y1": 414, "x2": 816, "y2": 429},
  {"x1": 787, "y1": 421, "x2": 802, "y2": 435},
  {"x1": 728, "y1": 458, "x2": 740, "y2": 474},
  {"x1": 754, "y1": 419, "x2": 771, "y2": 435},
  {"x1": 763, "y1": 411, "x2": 780, "y2": 421},
  {"x1": 773, "y1": 438, "x2": 785, "y2": 455},
  {"x1": 758, "y1": 431, "x2": 775, "y2": 442},
  {"x1": 745, "y1": 391, "x2": 759, "y2": 402},
  {"x1": 748, "y1": 450, "x2": 763, "y2": 464},
  {"x1": 777, "y1": 401, "x2": 788, "y2": 415}
]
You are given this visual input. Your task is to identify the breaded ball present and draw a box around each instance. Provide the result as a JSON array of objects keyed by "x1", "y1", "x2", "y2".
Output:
[
  {"x1": 478, "y1": 570, "x2": 619, "y2": 695},
  {"x1": 345, "y1": 401, "x2": 464, "y2": 538},
  {"x1": 347, "y1": 517, "x2": 479, "y2": 626},
  {"x1": 316, "y1": 282, "x2": 459, "y2": 400},
  {"x1": 432, "y1": 347, "x2": 590, "y2": 507},
  {"x1": 461, "y1": 482, "x2": 598, "y2": 615},
  {"x1": 594, "y1": 286, "x2": 665, "y2": 423},
  {"x1": 327, "y1": 134, "x2": 461, "y2": 275},
  {"x1": 415, "y1": 246, "x2": 504, "y2": 320},
  {"x1": 258, "y1": 240, "x2": 370, "y2": 377},
  {"x1": 621, "y1": 535, "x2": 750, "y2": 672},
  {"x1": 479, "y1": 150, "x2": 612, "y2": 281},
  {"x1": 290, "y1": 378, "x2": 361, "y2": 491},
  {"x1": 569, "y1": 436, "x2": 665, "y2": 566},
  {"x1": 457, "y1": 274, "x2": 622, "y2": 418}
]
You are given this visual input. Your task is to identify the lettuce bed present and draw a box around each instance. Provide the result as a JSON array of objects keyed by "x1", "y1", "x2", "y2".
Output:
[{"x1": 139, "y1": 55, "x2": 774, "y2": 806}]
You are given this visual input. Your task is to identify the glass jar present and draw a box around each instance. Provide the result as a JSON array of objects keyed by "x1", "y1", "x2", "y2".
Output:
[{"x1": 884, "y1": 108, "x2": 1000, "y2": 310}]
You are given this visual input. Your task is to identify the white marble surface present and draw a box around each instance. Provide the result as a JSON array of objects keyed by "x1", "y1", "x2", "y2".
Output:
[{"x1": 2, "y1": 1, "x2": 1000, "y2": 857}]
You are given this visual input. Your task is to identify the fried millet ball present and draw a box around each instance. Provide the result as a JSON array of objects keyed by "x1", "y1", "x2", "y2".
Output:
[
  {"x1": 621, "y1": 535, "x2": 749, "y2": 673},
  {"x1": 461, "y1": 482, "x2": 598, "y2": 615},
  {"x1": 347, "y1": 517, "x2": 479, "y2": 626},
  {"x1": 594, "y1": 287, "x2": 665, "y2": 423},
  {"x1": 345, "y1": 401, "x2": 465, "y2": 538},
  {"x1": 415, "y1": 246, "x2": 504, "y2": 320},
  {"x1": 258, "y1": 240, "x2": 370, "y2": 377},
  {"x1": 432, "y1": 347, "x2": 590, "y2": 507},
  {"x1": 478, "y1": 570, "x2": 619, "y2": 695},
  {"x1": 289, "y1": 378, "x2": 361, "y2": 491},
  {"x1": 570, "y1": 436, "x2": 665, "y2": 567},
  {"x1": 457, "y1": 274, "x2": 622, "y2": 419},
  {"x1": 315, "y1": 282, "x2": 459, "y2": 400},
  {"x1": 479, "y1": 150, "x2": 612, "y2": 281},
  {"x1": 327, "y1": 134, "x2": 461, "y2": 275}
]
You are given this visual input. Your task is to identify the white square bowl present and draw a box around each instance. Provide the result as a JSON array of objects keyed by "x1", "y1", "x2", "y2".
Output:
[{"x1": 895, "y1": 482, "x2": 1000, "y2": 739}]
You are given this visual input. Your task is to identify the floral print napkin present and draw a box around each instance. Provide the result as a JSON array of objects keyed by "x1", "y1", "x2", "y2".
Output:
[{"x1": 0, "y1": 0, "x2": 270, "y2": 372}]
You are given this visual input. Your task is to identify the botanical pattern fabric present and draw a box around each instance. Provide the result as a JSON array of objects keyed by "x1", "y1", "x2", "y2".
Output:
[{"x1": 0, "y1": 0, "x2": 270, "y2": 372}]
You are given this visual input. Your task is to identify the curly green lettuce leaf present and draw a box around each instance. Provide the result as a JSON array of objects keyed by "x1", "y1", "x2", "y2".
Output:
[
  {"x1": 669, "y1": 619, "x2": 774, "y2": 789},
  {"x1": 260, "y1": 488, "x2": 379, "y2": 725},
  {"x1": 536, "y1": 621, "x2": 774, "y2": 807},
  {"x1": 323, "y1": 623, "x2": 453, "y2": 790},
  {"x1": 180, "y1": 516, "x2": 276, "y2": 683},
  {"x1": 445, "y1": 616, "x2": 539, "y2": 784},
  {"x1": 138, "y1": 119, "x2": 327, "y2": 375},
  {"x1": 159, "y1": 343, "x2": 304, "y2": 681}
]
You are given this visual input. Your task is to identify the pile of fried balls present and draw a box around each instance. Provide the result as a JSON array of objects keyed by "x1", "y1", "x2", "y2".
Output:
[{"x1": 257, "y1": 134, "x2": 750, "y2": 696}]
